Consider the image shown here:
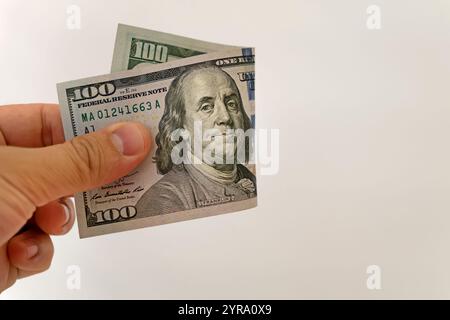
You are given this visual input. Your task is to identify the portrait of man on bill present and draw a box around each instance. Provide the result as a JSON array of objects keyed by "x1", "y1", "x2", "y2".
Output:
[{"x1": 135, "y1": 65, "x2": 256, "y2": 217}]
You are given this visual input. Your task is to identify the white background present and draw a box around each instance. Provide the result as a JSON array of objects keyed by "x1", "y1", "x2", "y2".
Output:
[{"x1": 1, "y1": 0, "x2": 450, "y2": 299}]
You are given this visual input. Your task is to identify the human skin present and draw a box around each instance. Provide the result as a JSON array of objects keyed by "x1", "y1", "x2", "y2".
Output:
[{"x1": 0, "y1": 103, "x2": 151, "y2": 293}]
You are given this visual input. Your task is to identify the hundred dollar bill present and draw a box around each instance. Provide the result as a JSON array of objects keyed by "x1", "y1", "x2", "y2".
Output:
[
  {"x1": 111, "y1": 23, "x2": 239, "y2": 72},
  {"x1": 58, "y1": 49, "x2": 256, "y2": 238},
  {"x1": 111, "y1": 24, "x2": 255, "y2": 126}
]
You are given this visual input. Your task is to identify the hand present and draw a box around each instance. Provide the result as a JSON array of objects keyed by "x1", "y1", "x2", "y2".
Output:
[{"x1": 0, "y1": 103, "x2": 151, "y2": 293}]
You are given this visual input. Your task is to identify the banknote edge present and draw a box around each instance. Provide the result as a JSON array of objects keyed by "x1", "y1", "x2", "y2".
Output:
[
  {"x1": 58, "y1": 48, "x2": 255, "y2": 90},
  {"x1": 76, "y1": 196, "x2": 257, "y2": 238},
  {"x1": 116, "y1": 23, "x2": 245, "y2": 48},
  {"x1": 111, "y1": 23, "x2": 243, "y2": 74}
]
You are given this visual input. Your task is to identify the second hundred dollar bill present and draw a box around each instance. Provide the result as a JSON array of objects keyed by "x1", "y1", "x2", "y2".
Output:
[
  {"x1": 111, "y1": 25, "x2": 255, "y2": 144},
  {"x1": 58, "y1": 49, "x2": 256, "y2": 238},
  {"x1": 111, "y1": 24, "x2": 239, "y2": 72}
]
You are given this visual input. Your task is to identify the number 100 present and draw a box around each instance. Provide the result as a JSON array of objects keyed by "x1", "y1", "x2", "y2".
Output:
[
  {"x1": 73, "y1": 82, "x2": 116, "y2": 101},
  {"x1": 132, "y1": 40, "x2": 168, "y2": 63}
]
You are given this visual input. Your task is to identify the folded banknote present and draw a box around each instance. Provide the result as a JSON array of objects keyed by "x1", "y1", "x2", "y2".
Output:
[{"x1": 58, "y1": 26, "x2": 256, "y2": 238}]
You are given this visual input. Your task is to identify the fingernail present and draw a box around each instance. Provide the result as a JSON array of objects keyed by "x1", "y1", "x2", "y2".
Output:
[
  {"x1": 111, "y1": 123, "x2": 146, "y2": 156},
  {"x1": 61, "y1": 202, "x2": 71, "y2": 226},
  {"x1": 26, "y1": 243, "x2": 39, "y2": 259}
]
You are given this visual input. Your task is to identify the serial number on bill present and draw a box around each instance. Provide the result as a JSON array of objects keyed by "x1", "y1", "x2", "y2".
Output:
[
  {"x1": 178, "y1": 304, "x2": 272, "y2": 317},
  {"x1": 80, "y1": 100, "x2": 161, "y2": 123}
]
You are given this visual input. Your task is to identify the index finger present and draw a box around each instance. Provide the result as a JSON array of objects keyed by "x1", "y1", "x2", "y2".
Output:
[{"x1": 0, "y1": 104, "x2": 65, "y2": 147}]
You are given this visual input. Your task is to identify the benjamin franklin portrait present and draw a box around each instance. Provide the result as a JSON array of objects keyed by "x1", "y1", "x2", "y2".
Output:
[{"x1": 135, "y1": 65, "x2": 256, "y2": 217}]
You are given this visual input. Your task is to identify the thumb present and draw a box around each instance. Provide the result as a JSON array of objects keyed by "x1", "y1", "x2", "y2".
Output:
[{"x1": 0, "y1": 122, "x2": 151, "y2": 241}]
